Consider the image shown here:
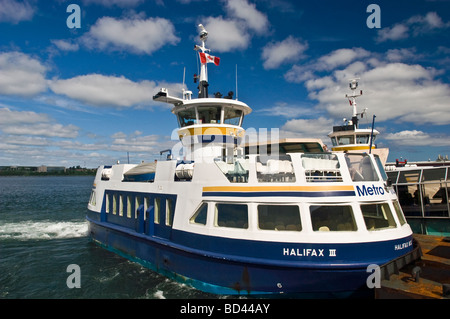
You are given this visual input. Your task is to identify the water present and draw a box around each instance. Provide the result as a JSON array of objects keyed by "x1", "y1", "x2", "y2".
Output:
[{"x1": 0, "y1": 176, "x2": 215, "y2": 299}]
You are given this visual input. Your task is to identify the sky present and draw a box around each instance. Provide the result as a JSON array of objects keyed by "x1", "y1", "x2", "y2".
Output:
[{"x1": 0, "y1": 0, "x2": 449, "y2": 168}]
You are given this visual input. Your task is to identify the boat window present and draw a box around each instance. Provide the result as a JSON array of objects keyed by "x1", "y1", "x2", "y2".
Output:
[
  {"x1": 345, "y1": 153, "x2": 379, "y2": 182},
  {"x1": 310, "y1": 205, "x2": 357, "y2": 231},
  {"x1": 135, "y1": 196, "x2": 142, "y2": 219},
  {"x1": 356, "y1": 135, "x2": 369, "y2": 144},
  {"x1": 256, "y1": 155, "x2": 296, "y2": 183},
  {"x1": 215, "y1": 203, "x2": 248, "y2": 229},
  {"x1": 154, "y1": 197, "x2": 160, "y2": 224},
  {"x1": 190, "y1": 202, "x2": 208, "y2": 225},
  {"x1": 258, "y1": 205, "x2": 301, "y2": 231},
  {"x1": 166, "y1": 198, "x2": 174, "y2": 226},
  {"x1": 393, "y1": 201, "x2": 407, "y2": 226},
  {"x1": 105, "y1": 193, "x2": 110, "y2": 213},
  {"x1": 119, "y1": 194, "x2": 124, "y2": 216},
  {"x1": 302, "y1": 154, "x2": 342, "y2": 182},
  {"x1": 112, "y1": 194, "x2": 118, "y2": 215},
  {"x1": 338, "y1": 135, "x2": 354, "y2": 145},
  {"x1": 197, "y1": 105, "x2": 221, "y2": 124},
  {"x1": 361, "y1": 203, "x2": 397, "y2": 230},
  {"x1": 214, "y1": 157, "x2": 249, "y2": 183},
  {"x1": 89, "y1": 190, "x2": 96, "y2": 206},
  {"x1": 127, "y1": 196, "x2": 132, "y2": 218},
  {"x1": 177, "y1": 108, "x2": 197, "y2": 127},
  {"x1": 223, "y1": 107, "x2": 242, "y2": 126},
  {"x1": 374, "y1": 155, "x2": 388, "y2": 181},
  {"x1": 331, "y1": 137, "x2": 337, "y2": 147}
]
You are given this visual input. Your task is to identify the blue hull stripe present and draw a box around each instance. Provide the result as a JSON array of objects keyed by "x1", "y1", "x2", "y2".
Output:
[
  {"x1": 202, "y1": 191, "x2": 356, "y2": 197},
  {"x1": 87, "y1": 214, "x2": 413, "y2": 296}
]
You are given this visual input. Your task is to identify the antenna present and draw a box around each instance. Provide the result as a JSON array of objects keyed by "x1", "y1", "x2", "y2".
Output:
[{"x1": 235, "y1": 64, "x2": 238, "y2": 100}]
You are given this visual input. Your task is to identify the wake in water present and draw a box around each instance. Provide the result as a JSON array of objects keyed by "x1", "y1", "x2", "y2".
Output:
[{"x1": 0, "y1": 220, "x2": 88, "y2": 240}]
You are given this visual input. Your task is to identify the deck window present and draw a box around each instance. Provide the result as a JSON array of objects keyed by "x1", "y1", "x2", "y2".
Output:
[
  {"x1": 361, "y1": 203, "x2": 397, "y2": 230},
  {"x1": 215, "y1": 203, "x2": 248, "y2": 229},
  {"x1": 302, "y1": 154, "x2": 342, "y2": 182},
  {"x1": 310, "y1": 205, "x2": 357, "y2": 231},
  {"x1": 190, "y1": 202, "x2": 208, "y2": 225},
  {"x1": 214, "y1": 157, "x2": 249, "y2": 183},
  {"x1": 345, "y1": 154, "x2": 379, "y2": 182},
  {"x1": 256, "y1": 155, "x2": 295, "y2": 183},
  {"x1": 258, "y1": 205, "x2": 301, "y2": 231}
]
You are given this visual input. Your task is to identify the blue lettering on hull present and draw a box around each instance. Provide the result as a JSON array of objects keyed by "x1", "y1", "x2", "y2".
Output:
[{"x1": 356, "y1": 185, "x2": 385, "y2": 197}]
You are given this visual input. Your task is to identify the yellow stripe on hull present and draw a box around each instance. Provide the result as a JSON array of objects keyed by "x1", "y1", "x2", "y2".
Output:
[{"x1": 203, "y1": 185, "x2": 355, "y2": 193}]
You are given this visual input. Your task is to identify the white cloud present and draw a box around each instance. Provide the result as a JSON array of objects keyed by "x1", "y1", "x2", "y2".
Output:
[
  {"x1": 202, "y1": 0, "x2": 269, "y2": 53},
  {"x1": 283, "y1": 47, "x2": 450, "y2": 126},
  {"x1": 82, "y1": 0, "x2": 144, "y2": 7},
  {"x1": 0, "y1": 107, "x2": 79, "y2": 138},
  {"x1": 51, "y1": 39, "x2": 80, "y2": 52},
  {"x1": 317, "y1": 48, "x2": 370, "y2": 71},
  {"x1": 377, "y1": 12, "x2": 450, "y2": 42},
  {"x1": 81, "y1": 17, "x2": 180, "y2": 54},
  {"x1": 385, "y1": 130, "x2": 450, "y2": 147},
  {"x1": 203, "y1": 16, "x2": 250, "y2": 52},
  {"x1": 224, "y1": 0, "x2": 269, "y2": 34},
  {"x1": 281, "y1": 117, "x2": 334, "y2": 141},
  {"x1": 49, "y1": 74, "x2": 158, "y2": 108},
  {"x1": 0, "y1": 0, "x2": 34, "y2": 24},
  {"x1": 261, "y1": 36, "x2": 308, "y2": 69},
  {"x1": 0, "y1": 51, "x2": 47, "y2": 96}
]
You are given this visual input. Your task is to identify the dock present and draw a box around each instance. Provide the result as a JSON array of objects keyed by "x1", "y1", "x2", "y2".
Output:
[{"x1": 377, "y1": 234, "x2": 450, "y2": 299}]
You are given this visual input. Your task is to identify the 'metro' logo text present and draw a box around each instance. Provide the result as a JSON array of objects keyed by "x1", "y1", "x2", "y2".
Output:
[{"x1": 356, "y1": 185, "x2": 385, "y2": 196}]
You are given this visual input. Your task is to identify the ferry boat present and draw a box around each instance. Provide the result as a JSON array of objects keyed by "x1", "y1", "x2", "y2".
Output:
[
  {"x1": 87, "y1": 25, "x2": 418, "y2": 297},
  {"x1": 328, "y1": 79, "x2": 389, "y2": 164}
]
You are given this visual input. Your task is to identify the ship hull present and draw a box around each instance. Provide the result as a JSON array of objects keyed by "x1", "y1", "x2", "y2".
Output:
[{"x1": 87, "y1": 214, "x2": 413, "y2": 298}]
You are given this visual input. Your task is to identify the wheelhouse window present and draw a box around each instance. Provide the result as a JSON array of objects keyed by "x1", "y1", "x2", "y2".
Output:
[
  {"x1": 215, "y1": 203, "x2": 248, "y2": 229},
  {"x1": 197, "y1": 105, "x2": 221, "y2": 124},
  {"x1": 338, "y1": 135, "x2": 354, "y2": 145},
  {"x1": 356, "y1": 135, "x2": 369, "y2": 144},
  {"x1": 223, "y1": 107, "x2": 242, "y2": 126},
  {"x1": 310, "y1": 205, "x2": 357, "y2": 231},
  {"x1": 177, "y1": 108, "x2": 197, "y2": 127},
  {"x1": 361, "y1": 203, "x2": 397, "y2": 230},
  {"x1": 258, "y1": 205, "x2": 301, "y2": 231}
]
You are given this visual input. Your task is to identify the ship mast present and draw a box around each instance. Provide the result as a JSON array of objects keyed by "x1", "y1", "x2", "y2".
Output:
[
  {"x1": 194, "y1": 24, "x2": 210, "y2": 98},
  {"x1": 345, "y1": 79, "x2": 364, "y2": 128}
]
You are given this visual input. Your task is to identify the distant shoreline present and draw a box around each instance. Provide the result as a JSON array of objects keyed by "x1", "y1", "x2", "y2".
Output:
[{"x1": 0, "y1": 169, "x2": 96, "y2": 176}]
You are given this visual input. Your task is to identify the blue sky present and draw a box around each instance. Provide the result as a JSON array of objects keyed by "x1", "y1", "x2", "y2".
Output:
[{"x1": 0, "y1": 0, "x2": 449, "y2": 168}]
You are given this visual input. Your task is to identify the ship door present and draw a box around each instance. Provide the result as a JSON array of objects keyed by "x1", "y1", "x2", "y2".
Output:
[{"x1": 153, "y1": 195, "x2": 177, "y2": 240}]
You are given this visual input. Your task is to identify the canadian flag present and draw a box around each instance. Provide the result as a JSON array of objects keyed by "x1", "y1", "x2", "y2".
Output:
[{"x1": 199, "y1": 52, "x2": 220, "y2": 66}]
